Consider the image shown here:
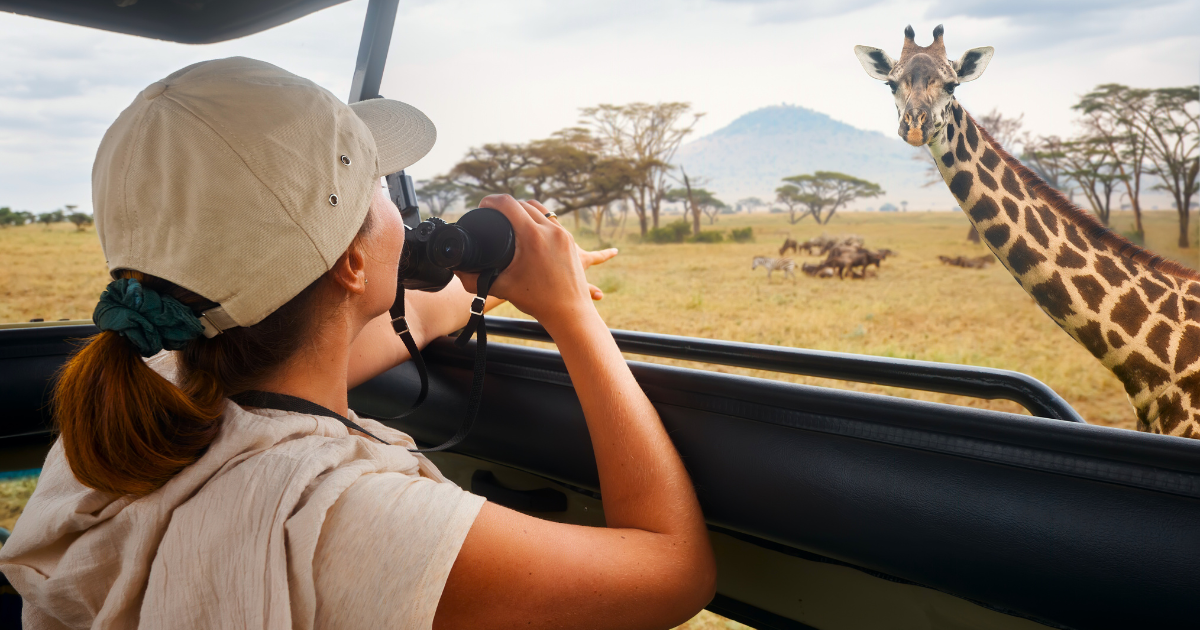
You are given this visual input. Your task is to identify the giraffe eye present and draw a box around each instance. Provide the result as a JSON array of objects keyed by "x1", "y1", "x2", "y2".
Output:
[
  {"x1": 944, "y1": 83, "x2": 957, "y2": 95},
  {"x1": 886, "y1": 81, "x2": 898, "y2": 94}
]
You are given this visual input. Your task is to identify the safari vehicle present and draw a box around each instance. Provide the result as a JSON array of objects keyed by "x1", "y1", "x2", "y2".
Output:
[{"x1": 1, "y1": 2, "x2": 1198, "y2": 629}]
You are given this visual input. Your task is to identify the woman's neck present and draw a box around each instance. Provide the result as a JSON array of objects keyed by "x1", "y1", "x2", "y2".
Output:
[{"x1": 255, "y1": 312, "x2": 358, "y2": 416}]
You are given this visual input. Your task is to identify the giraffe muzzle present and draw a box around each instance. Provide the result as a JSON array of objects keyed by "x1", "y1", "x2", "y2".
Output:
[{"x1": 899, "y1": 109, "x2": 931, "y2": 146}]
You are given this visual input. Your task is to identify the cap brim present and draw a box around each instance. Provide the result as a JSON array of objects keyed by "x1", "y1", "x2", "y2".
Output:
[{"x1": 350, "y1": 98, "x2": 436, "y2": 177}]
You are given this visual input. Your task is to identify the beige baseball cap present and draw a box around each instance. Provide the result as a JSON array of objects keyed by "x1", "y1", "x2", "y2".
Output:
[{"x1": 92, "y1": 56, "x2": 435, "y2": 335}]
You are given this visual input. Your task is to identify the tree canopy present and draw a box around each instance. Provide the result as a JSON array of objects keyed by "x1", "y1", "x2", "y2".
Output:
[{"x1": 780, "y1": 171, "x2": 883, "y2": 224}]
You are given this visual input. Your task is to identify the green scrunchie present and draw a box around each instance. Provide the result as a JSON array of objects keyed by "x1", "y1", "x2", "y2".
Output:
[{"x1": 93, "y1": 278, "x2": 205, "y2": 357}]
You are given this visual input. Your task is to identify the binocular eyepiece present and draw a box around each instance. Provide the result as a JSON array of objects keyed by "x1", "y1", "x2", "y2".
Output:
[{"x1": 398, "y1": 207, "x2": 516, "y2": 292}]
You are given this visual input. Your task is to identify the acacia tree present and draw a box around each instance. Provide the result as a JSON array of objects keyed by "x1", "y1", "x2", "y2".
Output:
[
  {"x1": 1134, "y1": 86, "x2": 1198, "y2": 248},
  {"x1": 1075, "y1": 84, "x2": 1151, "y2": 238},
  {"x1": 579, "y1": 102, "x2": 704, "y2": 236},
  {"x1": 1060, "y1": 135, "x2": 1119, "y2": 225},
  {"x1": 782, "y1": 172, "x2": 883, "y2": 224},
  {"x1": 447, "y1": 128, "x2": 641, "y2": 223},
  {"x1": 737, "y1": 197, "x2": 764, "y2": 214},
  {"x1": 415, "y1": 177, "x2": 463, "y2": 218},
  {"x1": 449, "y1": 142, "x2": 533, "y2": 206},
  {"x1": 666, "y1": 184, "x2": 724, "y2": 226},
  {"x1": 37, "y1": 210, "x2": 64, "y2": 229},
  {"x1": 1022, "y1": 135, "x2": 1071, "y2": 192},
  {"x1": 65, "y1": 205, "x2": 92, "y2": 231},
  {"x1": 773, "y1": 184, "x2": 815, "y2": 224},
  {"x1": 978, "y1": 108, "x2": 1026, "y2": 152}
]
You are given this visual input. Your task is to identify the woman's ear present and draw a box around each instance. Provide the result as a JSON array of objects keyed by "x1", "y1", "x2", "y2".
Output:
[{"x1": 330, "y1": 238, "x2": 368, "y2": 295}]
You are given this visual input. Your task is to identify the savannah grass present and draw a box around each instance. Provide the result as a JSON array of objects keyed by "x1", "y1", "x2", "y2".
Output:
[{"x1": 0, "y1": 210, "x2": 1192, "y2": 628}]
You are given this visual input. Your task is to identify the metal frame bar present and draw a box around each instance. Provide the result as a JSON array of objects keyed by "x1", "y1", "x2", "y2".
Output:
[
  {"x1": 348, "y1": 0, "x2": 400, "y2": 103},
  {"x1": 485, "y1": 316, "x2": 1086, "y2": 423}
]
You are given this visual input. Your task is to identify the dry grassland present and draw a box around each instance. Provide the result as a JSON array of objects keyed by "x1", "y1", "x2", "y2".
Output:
[
  {"x1": 494, "y1": 209, "x2": 1197, "y2": 430},
  {"x1": 1, "y1": 211, "x2": 1195, "y2": 429},
  {"x1": 0, "y1": 211, "x2": 1192, "y2": 630}
]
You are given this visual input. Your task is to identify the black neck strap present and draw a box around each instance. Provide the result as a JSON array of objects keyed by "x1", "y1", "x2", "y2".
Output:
[
  {"x1": 230, "y1": 270, "x2": 498, "y2": 454},
  {"x1": 230, "y1": 390, "x2": 390, "y2": 445}
]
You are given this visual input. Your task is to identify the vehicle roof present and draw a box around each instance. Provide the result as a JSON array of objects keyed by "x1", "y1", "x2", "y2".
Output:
[{"x1": 0, "y1": 0, "x2": 351, "y2": 44}]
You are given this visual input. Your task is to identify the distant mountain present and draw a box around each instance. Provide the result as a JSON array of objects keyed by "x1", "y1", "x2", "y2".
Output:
[{"x1": 674, "y1": 105, "x2": 951, "y2": 210}]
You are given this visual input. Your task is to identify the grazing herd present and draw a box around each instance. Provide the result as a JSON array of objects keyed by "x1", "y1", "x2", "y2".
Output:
[
  {"x1": 756, "y1": 233, "x2": 897, "y2": 281},
  {"x1": 938, "y1": 255, "x2": 994, "y2": 269},
  {"x1": 752, "y1": 233, "x2": 997, "y2": 282}
]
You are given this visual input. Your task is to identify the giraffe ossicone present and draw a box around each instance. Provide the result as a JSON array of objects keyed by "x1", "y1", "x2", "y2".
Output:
[{"x1": 854, "y1": 25, "x2": 1200, "y2": 438}]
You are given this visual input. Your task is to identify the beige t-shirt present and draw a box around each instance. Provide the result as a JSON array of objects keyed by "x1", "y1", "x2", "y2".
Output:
[{"x1": 0, "y1": 353, "x2": 485, "y2": 630}]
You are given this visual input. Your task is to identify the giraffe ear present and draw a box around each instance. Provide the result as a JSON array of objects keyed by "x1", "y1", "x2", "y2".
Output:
[
  {"x1": 854, "y1": 46, "x2": 895, "y2": 81},
  {"x1": 954, "y1": 46, "x2": 994, "y2": 82}
]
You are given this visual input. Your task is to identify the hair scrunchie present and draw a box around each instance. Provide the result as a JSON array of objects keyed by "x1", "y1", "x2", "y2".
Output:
[{"x1": 93, "y1": 278, "x2": 205, "y2": 357}]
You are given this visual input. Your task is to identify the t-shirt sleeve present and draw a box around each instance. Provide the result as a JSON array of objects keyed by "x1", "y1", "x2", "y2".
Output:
[{"x1": 311, "y1": 472, "x2": 485, "y2": 630}]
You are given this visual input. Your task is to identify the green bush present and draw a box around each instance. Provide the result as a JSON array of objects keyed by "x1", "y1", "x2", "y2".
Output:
[
  {"x1": 644, "y1": 219, "x2": 692, "y2": 243},
  {"x1": 730, "y1": 227, "x2": 754, "y2": 243},
  {"x1": 687, "y1": 230, "x2": 724, "y2": 243}
]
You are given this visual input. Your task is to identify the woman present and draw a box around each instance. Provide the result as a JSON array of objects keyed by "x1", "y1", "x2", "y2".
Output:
[{"x1": 0, "y1": 58, "x2": 715, "y2": 629}]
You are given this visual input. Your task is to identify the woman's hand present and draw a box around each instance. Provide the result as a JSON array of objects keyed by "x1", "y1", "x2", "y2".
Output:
[{"x1": 456, "y1": 196, "x2": 615, "y2": 326}]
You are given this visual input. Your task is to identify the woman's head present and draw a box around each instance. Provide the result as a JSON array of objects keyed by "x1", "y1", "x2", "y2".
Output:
[{"x1": 55, "y1": 58, "x2": 432, "y2": 496}]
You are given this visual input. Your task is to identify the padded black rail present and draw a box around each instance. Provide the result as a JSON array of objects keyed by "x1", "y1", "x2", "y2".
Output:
[{"x1": 485, "y1": 316, "x2": 1086, "y2": 424}]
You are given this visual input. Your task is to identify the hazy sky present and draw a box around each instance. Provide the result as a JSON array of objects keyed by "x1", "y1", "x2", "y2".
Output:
[{"x1": 1, "y1": 0, "x2": 1196, "y2": 213}]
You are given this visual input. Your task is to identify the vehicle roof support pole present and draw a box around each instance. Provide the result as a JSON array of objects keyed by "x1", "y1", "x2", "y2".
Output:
[{"x1": 348, "y1": 0, "x2": 400, "y2": 103}]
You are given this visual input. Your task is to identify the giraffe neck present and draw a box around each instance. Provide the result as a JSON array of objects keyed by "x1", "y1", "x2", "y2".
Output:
[{"x1": 929, "y1": 102, "x2": 1200, "y2": 437}]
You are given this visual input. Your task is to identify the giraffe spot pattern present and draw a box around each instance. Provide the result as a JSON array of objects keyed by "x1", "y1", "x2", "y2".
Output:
[
  {"x1": 950, "y1": 171, "x2": 973, "y2": 202},
  {"x1": 1063, "y1": 223, "x2": 1088, "y2": 251},
  {"x1": 978, "y1": 169, "x2": 999, "y2": 191},
  {"x1": 1157, "y1": 392, "x2": 1188, "y2": 434},
  {"x1": 1107, "y1": 329, "x2": 1126, "y2": 349},
  {"x1": 1035, "y1": 205, "x2": 1058, "y2": 236},
  {"x1": 941, "y1": 152, "x2": 954, "y2": 167},
  {"x1": 1007, "y1": 236, "x2": 1046, "y2": 276},
  {"x1": 1174, "y1": 325, "x2": 1200, "y2": 372},
  {"x1": 984, "y1": 224, "x2": 1011, "y2": 249},
  {"x1": 1112, "y1": 351, "x2": 1171, "y2": 399},
  {"x1": 1002, "y1": 198, "x2": 1020, "y2": 222},
  {"x1": 1071, "y1": 275, "x2": 1107, "y2": 312},
  {"x1": 1001, "y1": 167, "x2": 1024, "y2": 200},
  {"x1": 946, "y1": 122, "x2": 956, "y2": 138},
  {"x1": 1185, "y1": 299, "x2": 1200, "y2": 323},
  {"x1": 969, "y1": 195, "x2": 1000, "y2": 223},
  {"x1": 1179, "y1": 371, "x2": 1200, "y2": 405},
  {"x1": 1095, "y1": 255, "x2": 1130, "y2": 287},
  {"x1": 966, "y1": 117, "x2": 979, "y2": 150},
  {"x1": 1118, "y1": 255, "x2": 1138, "y2": 276},
  {"x1": 1157, "y1": 293, "x2": 1180, "y2": 321},
  {"x1": 1149, "y1": 269, "x2": 1174, "y2": 289},
  {"x1": 1024, "y1": 207, "x2": 1050, "y2": 248},
  {"x1": 1111, "y1": 289, "x2": 1151, "y2": 337},
  {"x1": 1075, "y1": 320, "x2": 1108, "y2": 359},
  {"x1": 980, "y1": 148, "x2": 1000, "y2": 171},
  {"x1": 953, "y1": 105, "x2": 963, "y2": 125},
  {"x1": 1139, "y1": 277, "x2": 1168, "y2": 303},
  {"x1": 1146, "y1": 322, "x2": 1173, "y2": 364},
  {"x1": 1055, "y1": 244, "x2": 1087, "y2": 269},
  {"x1": 1031, "y1": 272, "x2": 1075, "y2": 320},
  {"x1": 1187, "y1": 284, "x2": 1200, "y2": 299},
  {"x1": 956, "y1": 135, "x2": 971, "y2": 163}
]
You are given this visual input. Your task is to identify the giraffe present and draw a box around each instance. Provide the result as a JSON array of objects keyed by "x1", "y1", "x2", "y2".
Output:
[{"x1": 853, "y1": 26, "x2": 1200, "y2": 438}]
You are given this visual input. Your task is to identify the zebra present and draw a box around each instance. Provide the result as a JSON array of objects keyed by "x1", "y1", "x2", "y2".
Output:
[{"x1": 752, "y1": 256, "x2": 796, "y2": 282}]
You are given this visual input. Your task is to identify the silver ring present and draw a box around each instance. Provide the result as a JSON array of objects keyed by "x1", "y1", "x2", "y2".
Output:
[{"x1": 544, "y1": 212, "x2": 558, "y2": 219}]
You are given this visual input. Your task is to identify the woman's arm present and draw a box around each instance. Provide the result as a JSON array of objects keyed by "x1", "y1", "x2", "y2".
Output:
[
  {"x1": 346, "y1": 277, "x2": 502, "y2": 389},
  {"x1": 347, "y1": 247, "x2": 615, "y2": 389},
  {"x1": 433, "y1": 196, "x2": 716, "y2": 630}
]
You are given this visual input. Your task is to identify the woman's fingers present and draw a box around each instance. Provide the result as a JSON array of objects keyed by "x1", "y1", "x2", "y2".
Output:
[
  {"x1": 589, "y1": 284, "x2": 604, "y2": 301},
  {"x1": 579, "y1": 246, "x2": 618, "y2": 269}
]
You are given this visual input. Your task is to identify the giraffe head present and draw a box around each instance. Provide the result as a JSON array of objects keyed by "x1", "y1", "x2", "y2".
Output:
[{"x1": 854, "y1": 25, "x2": 994, "y2": 147}]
